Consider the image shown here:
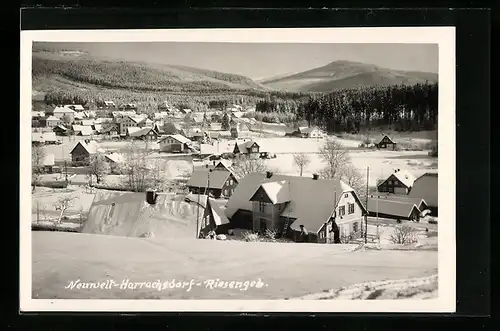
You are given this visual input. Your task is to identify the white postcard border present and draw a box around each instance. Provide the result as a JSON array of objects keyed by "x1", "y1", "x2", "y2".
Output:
[{"x1": 20, "y1": 27, "x2": 456, "y2": 312}]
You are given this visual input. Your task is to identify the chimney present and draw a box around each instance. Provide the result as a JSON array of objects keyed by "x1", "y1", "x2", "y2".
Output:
[
  {"x1": 146, "y1": 189, "x2": 157, "y2": 205},
  {"x1": 312, "y1": 173, "x2": 319, "y2": 180},
  {"x1": 266, "y1": 171, "x2": 273, "y2": 178}
]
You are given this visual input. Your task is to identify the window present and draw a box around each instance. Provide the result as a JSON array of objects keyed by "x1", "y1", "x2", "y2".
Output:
[
  {"x1": 388, "y1": 180, "x2": 393, "y2": 185},
  {"x1": 348, "y1": 203, "x2": 355, "y2": 214},
  {"x1": 339, "y1": 206, "x2": 345, "y2": 216},
  {"x1": 228, "y1": 179, "x2": 233, "y2": 185},
  {"x1": 259, "y1": 201, "x2": 265, "y2": 212},
  {"x1": 394, "y1": 180, "x2": 399, "y2": 185},
  {"x1": 224, "y1": 189, "x2": 228, "y2": 196},
  {"x1": 353, "y1": 222, "x2": 359, "y2": 233},
  {"x1": 344, "y1": 193, "x2": 349, "y2": 198}
]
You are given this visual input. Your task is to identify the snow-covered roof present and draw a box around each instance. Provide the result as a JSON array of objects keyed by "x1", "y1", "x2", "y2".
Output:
[
  {"x1": 81, "y1": 119, "x2": 95, "y2": 126},
  {"x1": 83, "y1": 190, "x2": 205, "y2": 238},
  {"x1": 31, "y1": 111, "x2": 45, "y2": 117},
  {"x1": 53, "y1": 106, "x2": 74, "y2": 113},
  {"x1": 258, "y1": 181, "x2": 291, "y2": 204},
  {"x1": 32, "y1": 132, "x2": 57, "y2": 142},
  {"x1": 366, "y1": 198, "x2": 420, "y2": 218},
  {"x1": 159, "y1": 134, "x2": 191, "y2": 145},
  {"x1": 43, "y1": 154, "x2": 55, "y2": 166},
  {"x1": 187, "y1": 169, "x2": 232, "y2": 189},
  {"x1": 105, "y1": 153, "x2": 125, "y2": 163},
  {"x1": 45, "y1": 115, "x2": 60, "y2": 121},
  {"x1": 72, "y1": 125, "x2": 93, "y2": 136},
  {"x1": 225, "y1": 173, "x2": 361, "y2": 233},
  {"x1": 128, "y1": 127, "x2": 158, "y2": 137},
  {"x1": 70, "y1": 140, "x2": 104, "y2": 155},
  {"x1": 379, "y1": 169, "x2": 416, "y2": 188}
]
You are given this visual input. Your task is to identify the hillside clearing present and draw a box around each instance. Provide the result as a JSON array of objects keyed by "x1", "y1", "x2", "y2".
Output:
[{"x1": 32, "y1": 232, "x2": 438, "y2": 299}]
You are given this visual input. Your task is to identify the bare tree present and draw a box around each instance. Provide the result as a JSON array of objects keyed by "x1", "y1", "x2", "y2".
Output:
[
  {"x1": 232, "y1": 156, "x2": 268, "y2": 178},
  {"x1": 292, "y1": 153, "x2": 311, "y2": 176},
  {"x1": 318, "y1": 140, "x2": 350, "y2": 180},
  {"x1": 389, "y1": 224, "x2": 419, "y2": 244},
  {"x1": 87, "y1": 151, "x2": 110, "y2": 184},
  {"x1": 120, "y1": 141, "x2": 169, "y2": 192},
  {"x1": 53, "y1": 195, "x2": 77, "y2": 224},
  {"x1": 32, "y1": 145, "x2": 46, "y2": 193},
  {"x1": 339, "y1": 163, "x2": 366, "y2": 198}
]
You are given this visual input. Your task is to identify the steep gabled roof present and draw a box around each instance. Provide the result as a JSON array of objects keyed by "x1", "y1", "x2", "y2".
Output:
[
  {"x1": 366, "y1": 198, "x2": 421, "y2": 218},
  {"x1": 378, "y1": 169, "x2": 416, "y2": 189},
  {"x1": 159, "y1": 134, "x2": 191, "y2": 145},
  {"x1": 206, "y1": 198, "x2": 230, "y2": 226},
  {"x1": 128, "y1": 127, "x2": 158, "y2": 137},
  {"x1": 251, "y1": 181, "x2": 291, "y2": 204},
  {"x1": 70, "y1": 140, "x2": 103, "y2": 155},
  {"x1": 225, "y1": 173, "x2": 360, "y2": 233},
  {"x1": 187, "y1": 169, "x2": 232, "y2": 189}
]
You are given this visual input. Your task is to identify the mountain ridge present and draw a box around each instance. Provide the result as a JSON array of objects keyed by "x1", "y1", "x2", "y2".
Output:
[{"x1": 261, "y1": 60, "x2": 438, "y2": 92}]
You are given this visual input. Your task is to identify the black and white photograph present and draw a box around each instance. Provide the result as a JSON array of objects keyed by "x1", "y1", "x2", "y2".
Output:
[{"x1": 20, "y1": 27, "x2": 455, "y2": 312}]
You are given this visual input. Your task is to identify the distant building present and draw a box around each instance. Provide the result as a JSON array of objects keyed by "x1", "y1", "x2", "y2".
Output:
[
  {"x1": 187, "y1": 169, "x2": 239, "y2": 199},
  {"x1": 375, "y1": 135, "x2": 397, "y2": 150},
  {"x1": 127, "y1": 127, "x2": 160, "y2": 140},
  {"x1": 104, "y1": 101, "x2": 116, "y2": 108},
  {"x1": 52, "y1": 106, "x2": 75, "y2": 123},
  {"x1": 72, "y1": 125, "x2": 94, "y2": 136},
  {"x1": 69, "y1": 140, "x2": 104, "y2": 166},
  {"x1": 52, "y1": 124, "x2": 69, "y2": 136},
  {"x1": 159, "y1": 134, "x2": 191, "y2": 153},
  {"x1": 32, "y1": 132, "x2": 58, "y2": 145},
  {"x1": 45, "y1": 115, "x2": 63, "y2": 128},
  {"x1": 233, "y1": 140, "x2": 260, "y2": 159},
  {"x1": 377, "y1": 169, "x2": 416, "y2": 195},
  {"x1": 366, "y1": 197, "x2": 422, "y2": 222},
  {"x1": 104, "y1": 153, "x2": 125, "y2": 174},
  {"x1": 300, "y1": 126, "x2": 325, "y2": 138},
  {"x1": 42, "y1": 154, "x2": 55, "y2": 173}
]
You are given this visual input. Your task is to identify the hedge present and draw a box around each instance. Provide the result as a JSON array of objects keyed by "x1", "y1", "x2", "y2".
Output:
[{"x1": 32, "y1": 181, "x2": 68, "y2": 189}]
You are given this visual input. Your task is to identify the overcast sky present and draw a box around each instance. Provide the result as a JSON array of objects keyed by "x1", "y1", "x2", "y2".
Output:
[{"x1": 36, "y1": 42, "x2": 438, "y2": 80}]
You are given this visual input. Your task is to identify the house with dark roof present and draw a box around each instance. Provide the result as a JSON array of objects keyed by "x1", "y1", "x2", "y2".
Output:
[
  {"x1": 233, "y1": 140, "x2": 260, "y2": 159},
  {"x1": 377, "y1": 169, "x2": 416, "y2": 194},
  {"x1": 366, "y1": 197, "x2": 422, "y2": 222},
  {"x1": 52, "y1": 124, "x2": 69, "y2": 136},
  {"x1": 69, "y1": 140, "x2": 104, "y2": 166},
  {"x1": 408, "y1": 172, "x2": 438, "y2": 216},
  {"x1": 198, "y1": 197, "x2": 231, "y2": 237},
  {"x1": 186, "y1": 168, "x2": 238, "y2": 199},
  {"x1": 224, "y1": 172, "x2": 367, "y2": 243},
  {"x1": 375, "y1": 134, "x2": 397, "y2": 150}
]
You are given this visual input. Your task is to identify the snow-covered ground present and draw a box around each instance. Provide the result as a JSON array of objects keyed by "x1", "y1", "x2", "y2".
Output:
[{"x1": 293, "y1": 274, "x2": 438, "y2": 300}]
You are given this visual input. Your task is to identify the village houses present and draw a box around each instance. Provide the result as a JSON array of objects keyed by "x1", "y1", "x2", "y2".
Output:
[{"x1": 408, "y1": 172, "x2": 438, "y2": 216}]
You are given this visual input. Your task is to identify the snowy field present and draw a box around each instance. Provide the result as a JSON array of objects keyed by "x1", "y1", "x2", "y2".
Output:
[{"x1": 32, "y1": 231, "x2": 438, "y2": 299}]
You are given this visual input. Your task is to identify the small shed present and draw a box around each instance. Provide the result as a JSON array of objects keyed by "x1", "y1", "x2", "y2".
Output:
[{"x1": 376, "y1": 135, "x2": 397, "y2": 150}]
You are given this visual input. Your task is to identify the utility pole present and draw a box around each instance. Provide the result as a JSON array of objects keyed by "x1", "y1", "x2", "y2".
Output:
[
  {"x1": 365, "y1": 166, "x2": 369, "y2": 244},
  {"x1": 64, "y1": 160, "x2": 68, "y2": 183}
]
